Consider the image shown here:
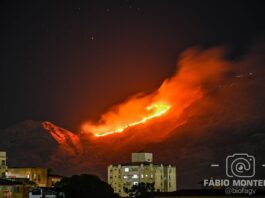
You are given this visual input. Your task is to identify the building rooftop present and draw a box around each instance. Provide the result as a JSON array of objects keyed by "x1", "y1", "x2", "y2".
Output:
[
  {"x1": 110, "y1": 162, "x2": 175, "y2": 167},
  {"x1": 109, "y1": 152, "x2": 176, "y2": 168}
]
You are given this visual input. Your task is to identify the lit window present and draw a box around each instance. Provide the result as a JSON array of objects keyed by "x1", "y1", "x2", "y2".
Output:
[
  {"x1": 132, "y1": 174, "x2": 138, "y2": 179},
  {"x1": 145, "y1": 174, "x2": 148, "y2": 177},
  {"x1": 124, "y1": 168, "x2": 129, "y2": 172},
  {"x1": 141, "y1": 174, "x2": 144, "y2": 178},
  {"x1": 123, "y1": 176, "x2": 128, "y2": 179},
  {"x1": 133, "y1": 182, "x2": 138, "y2": 185}
]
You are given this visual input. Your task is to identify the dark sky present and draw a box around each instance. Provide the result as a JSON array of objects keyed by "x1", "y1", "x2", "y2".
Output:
[{"x1": 1, "y1": 0, "x2": 264, "y2": 130}]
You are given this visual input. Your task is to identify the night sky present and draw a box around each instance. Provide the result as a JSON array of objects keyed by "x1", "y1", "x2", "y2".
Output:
[{"x1": 1, "y1": 0, "x2": 265, "y2": 130}]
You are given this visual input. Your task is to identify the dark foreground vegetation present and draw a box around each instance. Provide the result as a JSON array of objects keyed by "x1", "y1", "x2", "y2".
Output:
[{"x1": 55, "y1": 174, "x2": 120, "y2": 198}]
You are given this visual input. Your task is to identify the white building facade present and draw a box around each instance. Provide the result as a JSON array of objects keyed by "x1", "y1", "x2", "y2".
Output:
[
  {"x1": 108, "y1": 152, "x2": 176, "y2": 197},
  {"x1": 0, "y1": 151, "x2": 7, "y2": 177}
]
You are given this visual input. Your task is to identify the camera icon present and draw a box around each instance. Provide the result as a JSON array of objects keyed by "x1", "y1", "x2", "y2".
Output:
[{"x1": 226, "y1": 153, "x2": 255, "y2": 178}]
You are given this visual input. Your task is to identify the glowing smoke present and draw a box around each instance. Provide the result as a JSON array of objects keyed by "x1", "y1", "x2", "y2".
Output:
[{"x1": 81, "y1": 47, "x2": 229, "y2": 137}]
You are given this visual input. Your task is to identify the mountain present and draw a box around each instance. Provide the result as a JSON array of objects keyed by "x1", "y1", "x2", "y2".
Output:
[
  {"x1": 0, "y1": 120, "x2": 58, "y2": 167},
  {"x1": 1, "y1": 112, "x2": 265, "y2": 189},
  {"x1": 1, "y1": 53, "x2": 265, "y2": 188},
  {"x1": 0, "y1": 120, "x2": 83, "y2": 174}
]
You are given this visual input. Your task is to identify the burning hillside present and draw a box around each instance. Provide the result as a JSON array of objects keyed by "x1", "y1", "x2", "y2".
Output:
[
  {"x1": 81, "y1": 47, "x2": 229, "y2": 138},
  {"x1": 2, "y1": 45, "x2": 264, "y2": 188},
  {"x1": 39, "y1": 47, "x2": 232, "y2": 151},
  {"x1": 25, "y1": 46, "x2": 232, "y2": 177}
]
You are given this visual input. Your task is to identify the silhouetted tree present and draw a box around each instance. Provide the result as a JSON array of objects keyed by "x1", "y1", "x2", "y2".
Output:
[
  {"x1": 125, "y1": 182, "x2": 154, "y2": 198},
  {"x1": 55, "y1": 174, "x2": 120, "y2": 198}
]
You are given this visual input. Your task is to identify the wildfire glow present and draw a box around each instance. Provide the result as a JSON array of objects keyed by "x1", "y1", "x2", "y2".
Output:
[
  {"x1": 42, "y1": 121, "x2": 81, "y2": 154},
  {"x1": 81, "y1": 47, "x2": 228, "y2": 138},
  {"x1": 94, "y1": 102, "x2": 171, "y2": 137}
]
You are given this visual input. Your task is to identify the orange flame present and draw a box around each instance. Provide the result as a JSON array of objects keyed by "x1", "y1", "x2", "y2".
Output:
[
  {"x1": 94, "y1": 102, "x2": 171, "y2": 137},
  {"x1": 81, "y1": 47, "x2": 228, "y2": 138},
  {"x1": 42, "y1": 121, "x2": 80, "y2": 154}
]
